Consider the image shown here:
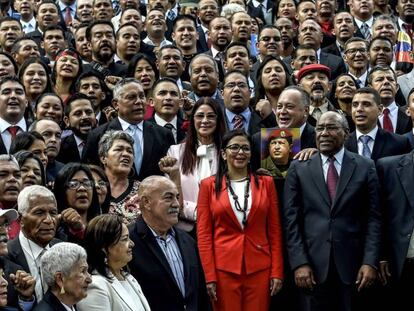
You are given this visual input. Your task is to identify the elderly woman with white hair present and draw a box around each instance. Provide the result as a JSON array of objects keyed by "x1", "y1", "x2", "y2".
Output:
[
  {"x1": 99, "y1": 130, "x2": 141, "y2": 225},
  {"x1": 33, "y1": 242, "x2": 91, "y2": 311}
]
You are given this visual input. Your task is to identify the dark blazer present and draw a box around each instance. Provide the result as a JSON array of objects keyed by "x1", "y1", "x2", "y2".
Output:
[
  {"x1": 0, "y1": 135, "x2": 7, "y2": 155},
  {"x1": 224, "y1": 107, "x2": 277, "y2": 136},
  {"x1": 376, "y1": 151, "x2": 414, "y2": 280},
  {"x1": 403, "y1": 131, "x2": 414, "y2": 149},
  {"x1": 148, "y1": 115, "x2": 187, "y2": 144},
  {"x1": 56, "y1": 134, "x2": 81, "y2": 164},
  {"x1": 283, "y1": 150, "x2": 382, "y2": 284},
  {"x1": 384, "y1": 108, "x2": 412, "y2": 135},
  {"x1": 128, "y1": 217, "x2": 209, "y2": 311},
  {"x1": 7, "y1": 237, "x2": 61, "y2": 273},
  {"x1": 246, "y1": 1, "x2": 266, "y2": 22},
  {"x1": 319, "y1": 51, "x2": 347, "y2": 81},
  {"x1": 4, "y1": 257, "x2": 26, "y2": 310},
  {"x1": 322, "y1": 42, "x2": 342, "y2": 57},
  {"x1": 203, "y1": 50, "x2": 225, "y2": 82},
  {"x1": 83, "y1": 118, "x2": 175, "y2": 180},
  {"x1": 344, "y1": 127, "x2": 412, "y2": 162},
  {"x1": 197, "y1": 26, "x2": 209, "y2": 53},
  {"x1": 33, "y1": 290, "x2": 72, "y2": 311}
]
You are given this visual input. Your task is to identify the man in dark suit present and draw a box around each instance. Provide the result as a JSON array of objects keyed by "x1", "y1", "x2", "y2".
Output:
[
  {"x1": 7, "y1": 185, "x2": 61, "y2": 302},
  {"x1": 247, "y1": 0, "x2": 274, "y2": 25},
  {"x1": 222, "y1": 70, "x2": 276, "y2": 135},
  {"x1": 404, "y1": 88, "x2": 414, "y2": 148},
  {"x1": 298, "y1": 19, "x2": 346, "y2": 81},
  {"x1": 376, "y1": 151, "x2": 414, "y2": 310},
  {"x1": 129, "y1": 176, "x2": 209, "y2": 311},
  {"x1": 344, "y1": 37, "x2": 370, "y2": 88},
  {"x1": 283, "y1": 111, "x2": 381, "y2": 311},
  {"x1": 345, "y1": 87, "x2": 411, "y2": 161},
  {"x1": 368, "y1": 66, "x2": 411, "y2": 134},
  {"x1": 83, "y1": 79, "x2": 175, "y2": 180},
  {"x1": 57, "y1": 94, "x2": 97, "y2": 164},
  {"x1": 197, "y1": 0, "x2": 219, "y2": 52},
  {"x1": 322, "y1": 11, "x2": 355, "y2": 58},
  {"x1": 148, "y1": 78, "x2": 187, "y2": 144},
  {"x1": 349, "y1": 0, "x2": 374, "y2": 40}
]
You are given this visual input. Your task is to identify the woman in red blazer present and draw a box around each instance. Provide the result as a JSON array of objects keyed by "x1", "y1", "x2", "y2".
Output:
[{"x1": 197, "y1": 130, "x2": 284, "y2": 311}]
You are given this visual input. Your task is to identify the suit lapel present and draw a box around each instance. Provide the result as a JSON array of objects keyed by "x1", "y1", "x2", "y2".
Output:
[
  {"x1": 175, "y1": 231, "x2": 191, "y2": 298},
  {"x1": 371, "y1": 129, "x2": 385, "y2": 160},
  {"x1": 246, "y1": 175, "x2": 262, "y2": 222},
  {"x1": 110, "y1": 277, "x2": 136, "y2": 311},
  {"x1": 217, "y1": 177, "x2": 244, "y2": 230},
  {"x1": 345, "y1": 132, "x2": 358, "y2": 153},
  {"x1": 397, "y1": 153, "x2": 414, "y2": 211},
  {"x1": 332, "y1": 151, "x2": 356, "y2": 210},
  {"x1": 9, "y1": 239, "x2": 30, "y2": 272},
  {"x1": 0, "y1": 135, "x2": 7, "y2": 154},
  {"x1": 308, "y1": 155, "x2": 331, "y2": 207},
  {"x1": 141, "y1": 122, "x2": 154, "y2": 170}
]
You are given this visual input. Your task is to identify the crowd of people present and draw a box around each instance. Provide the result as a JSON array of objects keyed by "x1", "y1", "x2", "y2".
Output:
[{"x1": 0, "y1": 0, "x2": 412, "y2": 310}]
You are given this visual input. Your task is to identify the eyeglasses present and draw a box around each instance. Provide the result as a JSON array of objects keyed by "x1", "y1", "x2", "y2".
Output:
[
  {"x1": 315, "y1": 125, "x2": 343, "y2": 133},
  {"x1": 66, "y1": 180, "x2": 94, "y2": 190},
  {"x1": 95, "y1": 180, "x2": 108, "y2": 188},
  {"x1": 225, "y1": 144, "x2": 251, "y2": 153},
  {"x1": 194, "y1": 113, "x2": 217, "y2": 121},
  {"x1": 223, "y1": 82, "x2": 249, "y2": 90},
  {"x1": 259, "y1": 36, "x2": 281, "y2": 42},
  {"x1": 344, "y1": 48, "x2": 368, "y2": 55}
]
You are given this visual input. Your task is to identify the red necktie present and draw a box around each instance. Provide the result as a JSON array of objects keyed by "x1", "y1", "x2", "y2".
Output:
[
  {"x1": 65, "y1": 7, "x2": 72, "y2": 26},
  {"x1": 7, "y1": 126, "x2": 19, "y2": 139},
  {"x1": 327, "y1": 156, "x2": 338, "y2": 202},
  {"x1": 382, "y1": 108, "x2": 394, "y2": 132},
  {"x1": 206, "y1": 30, "x2": 211, "y2": 49},
  {"x1": 233, "y1": 115, "x2": 244, "y2": 130}
]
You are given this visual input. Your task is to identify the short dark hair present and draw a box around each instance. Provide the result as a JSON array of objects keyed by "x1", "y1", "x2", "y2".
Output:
[
  {"x1": 224, "y1": 41, "x2": 251, "y2": 60},
  {"x1": 86, "y1": 20, "x2": 115, "y2": 42},
  {"x1": 9, "y1": 131, "x2": 45, "y2": 155},
  {"x1": 0, "y1": 17, "x2": 22, "y2": 30},
  {"x1": 64, "y1": 93, "x2": 93, "y2": 117},
  {"x1": 354, "y1": 87, "x2": 382, "y2": 106},
  {"x1": 43, "y1": 25, "x2": 65, "y2": 40},
  {"x1": 367, "y1": 65, "x2": 397, "y2": 86},
  {"x1": 223, "y1": 69, "x2": 249, "y2": 85},
  {"x1": 11, "y1": 36, "x2": 38, "y2": 55},
  {"x1": 344, "y1": 37, "x2": 369, "y2": 50},
  {"x1": 116, "y1": 23, "x2": 140, "y2": 40},
  {"x1": 14, "y1": 151, "x2": 46, "y2": 185},
  {"x1": 37, "y1": 0, "x2": 59, "y2": 12},
  {"x1": 75, "y1": 71, "x2": 108, "y2": 94},
  {"x1": 173, "y1": 14, "x2": 197, "y2": 32},
  {"x1": 157, "y1": 44, "x2": 182, "y2": 60},
  {"x1": 151, "y1": 77, "x2": 179, "y2": 94},
  {"x1": 292, "y1": 44, "x2": 316, "y2": 60},
  {"x1": 369, "y1": 36, "x2": 393, "y2": 50},
  {"x1": 258, "y1": 25, "x2": 280, "y2": 38},
  {"x1": 0, "y1": 75, "x2": 23, "y2": 90},
  {"x1": 120, "y1": 8, "x2": 141, "y2": 19}
]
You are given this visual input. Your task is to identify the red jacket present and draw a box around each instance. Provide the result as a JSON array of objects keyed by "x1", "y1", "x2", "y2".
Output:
[{"x1": 197, "y1": 175, "x2": 284, "y2": 283}]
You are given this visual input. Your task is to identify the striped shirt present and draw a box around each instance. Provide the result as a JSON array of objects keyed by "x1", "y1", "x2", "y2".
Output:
[{"x1": 149, "y1": 227, "x2": 185, "y2": 297}]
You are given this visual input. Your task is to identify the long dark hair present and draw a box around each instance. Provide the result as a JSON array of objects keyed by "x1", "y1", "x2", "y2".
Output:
[
  {"x1": 9, "y1": 131, "x2": 45, "y2": 155},
  {"x1": 88, "y1": 164, "x2": 111, "y2": 214},
  {"x1": 14, "y1": 150, "x2": 46, "y2": 186},
  {"x1": 214, "y1": 130, "x2": 258, "y2": 196},
  {"x1": 18, "y1": 57, "x2": 53, "y2": 98},
  {"x1": 84, "y1": 214, "x2": 125, "y2": 280},
  {"x1": 126, "y1": 53, "x2": 159, "y2": 80},
  {"x1": 51, "y1": 48, "x2": 83, "y2": 95},
  {"x1": 329, "y1": 73, "x2": 360, "y2": 109},
  {"x1": 181, "y1": 97, "x2": 225, "y2": 175},
  {"x1": 53, "y1": 163, "x2": 101, "y2": 221},
  {"x1": 254, "y1": 55, "x2": 292, "y2": 107}
]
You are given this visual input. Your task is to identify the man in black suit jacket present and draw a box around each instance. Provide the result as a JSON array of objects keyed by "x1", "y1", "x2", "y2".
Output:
[
  {"x1": 129, "y1": 176, "x2": 209, "y2": 311},
  {"x1": 376, "y1": 151, "x2": 414, "y2": 309},
  {"x1": 349, "y1": 0, "x2": 375, "y2": 40},
  {"x1": 345, "y1": 87, "x2": 411, "y2": 161},
  {"x1": 404, "y1": 89, "x2": 414, "y2": 148},
  {"x1": 83, "y1": 79, "x2": 175, "y2": 180},
  {"x1": 322, "y1": 12, "x2": 356, "y2": 58},
  {"x1": 283, "y1": 111, "x2": 381, "y2": 311}
]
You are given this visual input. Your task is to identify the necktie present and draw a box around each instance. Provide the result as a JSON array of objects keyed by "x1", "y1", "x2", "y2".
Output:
[
  {"x1": 326, "y1": 156, "x2": 338, "y2": 202},
  {"x1": 360, "y1": 22, "x2": 371, "y2": 40},
  {"x1": 78, "y1": 141, "x2": 85, "y2": 158},
  {"x1": 382, "y1": 108, "x2": 394, "y2": 132},
  {"x1": 35, "y1": 248, "x2": 47, "y2": 301},
  {"x1": 403, "y1": 23, "x2": 413, "y2": 40},
  {"x1": 164, "y1": 123, "x2": 174, "y2": 131},
  {"x1": 356, "y1": 79, "x2": 363, "y2": 88},
  {"x1": 233, "y1": 115, "x2": 244, "y2": 130},
  {"x1": 359, "y1": 135, "x2": 372, "y2": 158},
  {"x1": 65, "y1": 7, "x2": 72, "y2": 26},
  {"x1": 206, "y1": 30, "x2": 212, "y2": 49},
  {"x1": 7, "y1": 126, "x2": 19, "y2": 139},
  {"x1": 167, "y1": 9, "x2": 176, "y2": 21},
  {"x1": 128, "y1": 125, "x2": 143, "y2": 174}
]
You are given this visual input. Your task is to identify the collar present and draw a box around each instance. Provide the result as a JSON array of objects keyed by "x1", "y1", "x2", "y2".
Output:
[
  {"x1": 299, "y1": 122, "x2": 307, "y2": 136},
  {"x1": 320, "y1": 147, "x2": 345, "y2": 166},
  {"x1": 21, "y1": 16, "x2": 36, "y2": 27},
  {"x1": 225, "y1": 107, "x2": 251, "y2": 122},
  {"x1": 148, "y1": 225, "x2": 176, "y2": 240},
  {"x1": 316, "y1": 48, "x2": 321, "y2": 62},
  {"x1": 354, "y1": 16, "x2": 374, "y2": 28},
  {"x1": 58, "y1": 1, "x2": 76, "y2": 12},
  {"x1": 19, "y1": 231, "x2": 49, "y2": 260},
  {"x1": 200, "y1": 24, "x2": 208, "y2": 34},
  {"x1": 356, "y1": 125, "x2": 378, "y2": 141},
  {"x1": 336, "y1": 40, "x2": 344, "y2": 52},
  {"x1": 73, "y1": 134, "x2": 84, "y2": 147},
  {"x1": 0, "y1": 117, "x2": 26, "y2": 133},
  {"x1": 118, "y1": 116, "x2": 143, "y2": 132},
  {"x1": 96, "y1": 110, "x2": 101, "y2": 122},
  {"x1": 383, "y1": 101, "x2": 397, "y2": 113},
  {"x1": 211, "y1": 46, "x2": 221, "y2": 58},
  {"x1": 252, "y1": 0, "x2": 268, "y2": 8},
  {"x1": 194, "y1": 89, "x2": 221, "y2": 101},
  {"x1": 176, "y1": 78, "x2": 184, "y2": 91},
  {"x1": 309, "y1": 100, "x2": 329, "y2": 114},
  {"x1": 398, "y1": 17, "x2": 409, "y2": 30},
  {"x1": 154, "y1": 114, "x2": 177, "y2": 129},
  {"x1": 349, "y1": 70, "x2": 368, "y2": 82}
]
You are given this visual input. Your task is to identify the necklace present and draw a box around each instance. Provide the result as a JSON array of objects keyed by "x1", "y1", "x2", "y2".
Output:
[{"x1": 226, "y1": 174, "x2": 250, "y2": 226}]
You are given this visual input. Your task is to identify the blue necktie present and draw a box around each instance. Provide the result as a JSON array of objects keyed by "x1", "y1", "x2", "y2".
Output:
[
  {"x1": 359, "y1": 135, "x2": 371, "y2": 158},
  {"x1": 128, "y1": 125, "x2": 143, "y2": 174}
]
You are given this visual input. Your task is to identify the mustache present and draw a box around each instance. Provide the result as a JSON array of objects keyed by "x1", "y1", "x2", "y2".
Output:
[{"x1": 311, "y1": 83, "x2": 324, "y2": 91}]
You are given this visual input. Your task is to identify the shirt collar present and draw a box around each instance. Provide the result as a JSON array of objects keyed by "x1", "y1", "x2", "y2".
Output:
[
  {"x1": 73, "y1": 134, "x2": 84, "y2": 146},
  {"x1": 225, "y1": 107, "x2": 251, "y2": 122},
  {"x1": 58, "y1": 1, "x2": 76, "y2": 11},
  {"x1": 309, "y1": 100, "x2": 329, "y2": 114},
  {"x1": 211, "y1": 46, "x2": 220, "y2": 58},
  {"x1": 383, "y1": 101, "x2": 397, "y2": 114},
  {"x1": 148, "y1": 225, "x2": 176, "y2": 240},
  {"x1": 356, "y1": 125, "x2": 378, "y2": 141},
  {"x1": 252, "y1": 0, "x2": 268, "y2": 8},
  {"x1": 19, "y1": 231, "x2": 49, "y2": 260},
  {"x1": 320, "y1": 147, "x2": 345, "y2": 166},
  {"x1": 354, "y1": 16, "x2": 374, "y2": 28},
  {"x1": 299, "y1": 122, "x2": 307, "y2": 136},
  {"x1": 0, "y1": 117, "x2": 26, "y2": 133},
  {"x1": 154, "y1": 114, "x2": 177, "y2": 129},
  {"x1": 118, "y1": 116, "x2": 143, "y2": 131}
]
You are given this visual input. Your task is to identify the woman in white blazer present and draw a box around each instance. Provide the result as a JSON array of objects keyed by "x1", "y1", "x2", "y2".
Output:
[
  {"x1": 78, "y1": 215, "x2": 151, "y2": 311},
  {"x1": 159, "y1": 97, "x2": 226, "y2": 233}
]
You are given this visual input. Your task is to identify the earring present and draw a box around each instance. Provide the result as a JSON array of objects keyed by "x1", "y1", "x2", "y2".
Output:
[{"x1": 60, "y1": 286, "x2": 65, "y2": 295}]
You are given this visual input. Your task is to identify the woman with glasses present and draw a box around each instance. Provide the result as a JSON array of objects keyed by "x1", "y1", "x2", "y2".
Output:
[
  {"x1": 99, "y1": 130, "x2": 141, "y2": 225},
  {"x1": 53, "y1": 163, "x2": 101, "y2": 244},
  {"x1": 197, "y1": 130, "x2": 284, "y2": 311},
  {"x1": 159, "y1": 97, "x2": 226, "y2": 234}
]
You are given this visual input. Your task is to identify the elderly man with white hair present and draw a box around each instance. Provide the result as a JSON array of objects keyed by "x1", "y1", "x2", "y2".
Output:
[
  {"x1": 33, "y1": 242, "x2": 91, "y2": 311},
  {"x1": 7, "y1": 185, "x2": 61, "y2": 302}
]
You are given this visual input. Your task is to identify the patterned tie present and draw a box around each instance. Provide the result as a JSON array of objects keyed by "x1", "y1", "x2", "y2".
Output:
[
  {"x1": 7, "y1": 126, "x2": 19, "y2": 139},
  {"x1": 382, "y1": 108, "x2": 394, "y2": 132},
  {"x1": 65, "y1": 7, "x2": 72, "y2": 26},
  {"x1": 206, "y1": 30, "x2": 212, "y2": 49},
  {"x1": 233, "y1": 115, "x2": 244, "y2": 130},
  {"x1": 359, "y1": 135, "x2": 372, "y2": 158},
  {"x1": 167, "y1": 9, "x2": 176, "y2": 21},
  {"x1": 356, "y1": 79, "x2": 363, "y2": 88},
  {"x1": 403, "y1": 23, "x2": 413, "y2": 40},
  {"x1": 128, "y1": 125, "x2": 143, "y2": 174},
  {"x1": 360, "y1": 22, "x2": 371, "y2": 40},
  {"x1": 327, "y1": 156, "x2": 338, "y2": 202}
]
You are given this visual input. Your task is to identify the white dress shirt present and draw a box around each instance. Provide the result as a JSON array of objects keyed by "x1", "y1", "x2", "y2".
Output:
[
  {"x1": 354, "y1": 16, "x2": 374, "y2": 36},
  {"x1": 228, "y1": 178, "x2": 252, "y2": 228},
  {"x1": 379, "y1": 102, "x2": 398, "y2": 133},
  {"x1": 0, "y1": 117, "x2": 27, "y2": 153},
  {"x1": 154, "y1": 114, "x2": 177, "y2": 142},
  {"x1": 118, "y1": 117, "x2": 144, "y2": 151},
  {"x1": 349, "y1": 70, "x2": 368, "y2": 88},
  {"x1": 21, "y1": 17, "x2": 36, "y2": 34},
  {"x1": 143, "y1": 36, "x2": 172, "y2": 47},
  {"x1": 320, "y1": 147, "x2": 345, "y2": 181},
  {"x1": 356, "y1": 126, "x2": 378, "y2": 156}
]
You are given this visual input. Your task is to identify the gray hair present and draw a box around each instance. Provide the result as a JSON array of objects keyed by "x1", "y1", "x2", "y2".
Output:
[
  {"x1": 112, "y1": 78, "x2": 141, "y2": 99},
  {"x1": 220, "y1": 3, "x2": 245, "y2": 18},
  {"x1": 0, "y1": 154, "x2": 19, "y2": 168},
  {"x1": 373, "y1": 14, "x2": 397, "y2": 30},
  {"x1": 18, "y1": 185, "x2": 56, "y2": 215},
  {"x1": 318, "y1": 111, "x2": 350, "y2": 132},
  {"x1": 189, "y1": 54, "x2": 219, "y2": 76},
  {"x1": 282, "y1": 86, "x2": 311, "y2": 107},
  {"x1": 98, "y1": 130, "x2": 134, "y2": 159},
  {"x1": 41, "y1": 242, "x2": 87, "y2": 287}
]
